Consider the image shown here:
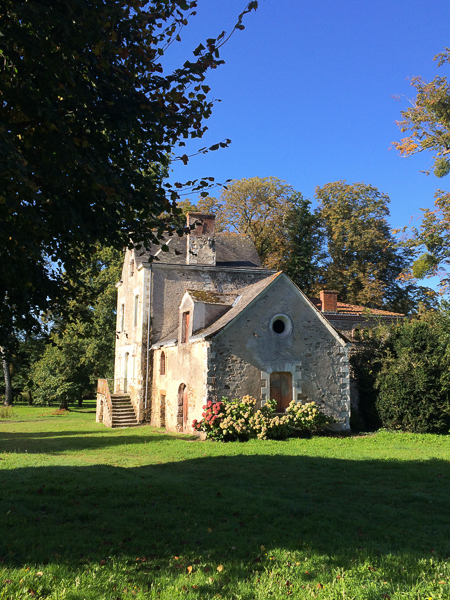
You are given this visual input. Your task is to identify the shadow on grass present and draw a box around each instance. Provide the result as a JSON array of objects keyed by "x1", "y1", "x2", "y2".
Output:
[
  {"x1": 0, "y1": 430, "x2": 197, "y2": 452},
  {"x1": 1, "y1": 453, "x2": 449, "y2": 587}
]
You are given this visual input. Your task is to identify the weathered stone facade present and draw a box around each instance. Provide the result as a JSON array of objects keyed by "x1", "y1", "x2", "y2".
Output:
[
  {"x1": 111, "y1": 212, "x2": 352, "y2": 432},
  {"x1": 206, "y1": 277, "x2": 350, "y2": 428}
]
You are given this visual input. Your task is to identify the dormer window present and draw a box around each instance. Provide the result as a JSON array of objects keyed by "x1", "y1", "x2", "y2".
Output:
[{"x1": 182, "y1": 311, "x2": 190, "y2": 343}]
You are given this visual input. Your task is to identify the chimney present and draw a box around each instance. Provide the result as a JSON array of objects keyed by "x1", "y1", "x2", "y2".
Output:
[
  {"x1": 186, "y1": 212, "x2": 216, "y2": 265},
  {"x1": 320, "y1": 290, "x2": 338, "y2": 312}
]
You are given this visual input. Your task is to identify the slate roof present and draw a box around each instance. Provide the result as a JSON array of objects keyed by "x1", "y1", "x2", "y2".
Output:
[{"x1": 133, "y1": 233, "x2": 261, "y2": 268}]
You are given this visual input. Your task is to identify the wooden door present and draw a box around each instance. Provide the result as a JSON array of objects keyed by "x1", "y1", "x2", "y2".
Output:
[{"x1": 270, "y1": 372, "x2": 292, "y2": 412}]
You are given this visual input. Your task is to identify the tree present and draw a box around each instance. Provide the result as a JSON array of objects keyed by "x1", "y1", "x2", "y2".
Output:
[
  {"x1": 405, "y1": 190, "x2": 450, "y2": 290},
  {"x1": 283, "y1": 194, "x2": 326, "y2": 295},
  {"x1": 196, "y1": 177, "x2": 302, "y2": 268},
  {"x1": 392, "y1": 48, "x2": 450, "y2": 292},
  {"x1": 0, "y1": 0, "x2": 258, "y2": 350},
  {"x1": 393, "y1": 48, "x2": 450, "y2": 178},
  {"x1": 1, "y1": 349, "x2": 13, "y2": 406},
  {"x1": 30, "y1": 246, "x2": 122, "y2": 408},
  {"x1": 315, "y1": 181, "x2": 424, "y2": 312},
  {"x1": 376, "y1": 307, "x2": 450, "y2": 433}
]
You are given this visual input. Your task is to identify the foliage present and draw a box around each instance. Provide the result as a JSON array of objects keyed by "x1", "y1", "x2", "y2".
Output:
[
  {"x1": 376, "y1": 308, "x2": 450, "y2": 433},
  {"x1": 1, "y1": 351, "x2": 13, "y2": 406},
  {"x1": 195, "y1": 177, "x2": 304, "y2": 268},
  {"x1": 350, "y1": 326, "x2": 394, "y2": 431},
  {"x1": 401, "y1": 189, "x2": 450, "y2": 293},
  {"x1": 30, "y1": 246, "x2": 122, "y2": 408},
  {"x1": 192, "y1": 396, "x2": 332, "y2": 441},
  {"x1": 315, "y1": 181, "x2": 429, "y2": 312},
  {"x1": 285, "y1": 399, "x2": 334, "y2": 432},
  {"x1": 392, "y1": 49, "x2": 450, "y2": 293},
  {"x1": 282, "y1": 194, "x2": 326, "y2": 295},
  {"x1": 0, "y1": 0, "x2": 258, "y2": 348},
  {"x1": 30, "y1": 339, "x2": 88, "y2": 408},
  {"x1": 393, "y1": 48, "x2": 450, "y2": 178}
]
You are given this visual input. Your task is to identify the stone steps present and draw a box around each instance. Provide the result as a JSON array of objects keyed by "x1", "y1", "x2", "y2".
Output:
[{"x1": 110, "y1": 393, "x2": 138, "y2": 428}]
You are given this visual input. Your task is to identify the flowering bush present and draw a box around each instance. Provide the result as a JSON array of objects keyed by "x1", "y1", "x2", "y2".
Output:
[
  {"x1": 192, "y1": 399, "x2": 225, "y2": 441},
  {"x1": 285, "y1": 401, "x2": 333, "y2": 433},
  {"x1": 193, "y1": 396, "x2": 333, "y2": 441}
]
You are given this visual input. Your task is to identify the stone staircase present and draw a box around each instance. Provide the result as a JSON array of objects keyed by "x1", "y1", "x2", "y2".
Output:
[{"x1": 111, "y1": 393, "x2": 138, "y2": 428}]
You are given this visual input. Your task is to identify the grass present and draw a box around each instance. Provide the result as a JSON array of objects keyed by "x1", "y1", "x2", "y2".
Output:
[{"x1": 1, "y1": 403, "x2": 450, "y2": 599}]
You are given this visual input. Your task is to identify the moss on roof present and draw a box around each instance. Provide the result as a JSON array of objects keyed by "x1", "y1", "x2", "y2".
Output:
[{"x1": 186, "y1": 290, "x2": 236, "y2": 305}]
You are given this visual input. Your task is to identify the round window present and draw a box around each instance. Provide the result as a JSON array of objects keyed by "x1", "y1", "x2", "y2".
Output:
[{"x1": 270, "y1": 314, "x2": 292, "y2": 338}]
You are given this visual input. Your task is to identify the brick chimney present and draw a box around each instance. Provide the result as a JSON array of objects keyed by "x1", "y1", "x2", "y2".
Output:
[
  {"x1": 320, "y1": 290, "x2": 338, "y2": 312},
  {"x1": 186, "y1": 212, "x2": 216, "y2": 265}
]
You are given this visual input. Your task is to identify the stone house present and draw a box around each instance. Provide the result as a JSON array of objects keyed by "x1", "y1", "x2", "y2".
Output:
[{"x1": 97, "y1": 212, "x2": 355, "y2": 431}]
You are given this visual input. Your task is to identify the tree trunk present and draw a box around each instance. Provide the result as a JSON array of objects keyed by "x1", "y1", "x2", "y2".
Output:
[
  {"x1": 59, "y1": 397, "x2": 68, "y2": 410},
  {"x1": 1, "y1": 348, "x2": 13, "y2": 406},
  {"x1": 26, "y1": 389, "x2": 33, "y2": 405},
  {"x1": 78, "y1": 397, "x2": 83, "y2": 408}
]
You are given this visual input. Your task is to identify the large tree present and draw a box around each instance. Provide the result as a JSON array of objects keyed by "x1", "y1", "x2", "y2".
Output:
[
  {"x1": 30, "y1": 246, "x2": 123, "y2": 408},
  {"x1": 393, "y1": 48, "x2": 450, "y2": 290},
  {"x1": 315, "y1": 181, "x2": 425, "y2": 312},
  {"x1": 196, "y1": 176, "x2": 302, "y2": 268},
  {"x1": 393, "y1": 48, "x2": 450, "y2": 178},
  {"x1": 0, "y1": 0, "x2": 258, "y2": 350},
  {"x1": 283, "y1": 194, "x2": 326, "y2": 295}
]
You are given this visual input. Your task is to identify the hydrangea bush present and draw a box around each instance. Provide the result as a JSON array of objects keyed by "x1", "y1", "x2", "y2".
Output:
[{"x1": 192, "y1": 395, "x2": 333, "y2": 441}]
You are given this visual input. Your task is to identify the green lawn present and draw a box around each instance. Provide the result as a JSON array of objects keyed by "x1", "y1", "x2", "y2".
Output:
[{"x1": 1, "y1": 403, "x2": 450, "y2": 599}]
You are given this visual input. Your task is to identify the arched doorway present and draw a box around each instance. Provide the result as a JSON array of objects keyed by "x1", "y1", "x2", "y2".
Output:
[{"x1": 177, "y1": 384, "x2": 189, "y2": 432}]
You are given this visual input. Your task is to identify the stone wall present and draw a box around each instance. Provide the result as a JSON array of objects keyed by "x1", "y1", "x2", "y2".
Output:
[
  {"x1": 114, "y1": 250, "x2": 151, "y2": 421},
  {"x1": 151, "y1": 340, "x2": 210, "y2": 432},
  {"x1": 207, "y1": 276, "x2": 351, "y2": 430},
  {"x1": 150, "y1": 265, "x2": 273, "y2": 345}
]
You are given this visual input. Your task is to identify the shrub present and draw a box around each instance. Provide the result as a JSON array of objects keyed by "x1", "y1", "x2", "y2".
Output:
[
  {"x1": 286, "y1": 400, "x2": 332, "y2": 432},
  {"x1": 350, "y1": 326, "x2": 393, "y2": 431},
  {"x1": 375, "y1": 309, "x2": 450, "y2": 433},
  {"x1": 193, "y1": 396, "x2": 333, "y2": 441}
]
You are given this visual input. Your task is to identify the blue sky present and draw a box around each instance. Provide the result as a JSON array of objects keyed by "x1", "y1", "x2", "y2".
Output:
[{"x1": 165, "y1": 0, "x2": 450, "y2": 232}]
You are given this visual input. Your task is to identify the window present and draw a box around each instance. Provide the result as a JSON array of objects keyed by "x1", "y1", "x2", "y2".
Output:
[
  {"x1": 129, "y1": 259, "x2": 135, "y2": 277},
  {"x1": 134, "y1": 295, "x2": 139, "y2": 327},
  {"x1": 160, "y1": 351, "x2": 166, "y2": 375},
  {"x1": 270, "y1": 314, "x2": 292, "y2": 338},
  {"x1": 182, "y1": 311, "x2": 190, "y2": 343},
  {"x1": 120, "y1": 304, "x2": 125, "y2": 331}
]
